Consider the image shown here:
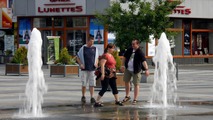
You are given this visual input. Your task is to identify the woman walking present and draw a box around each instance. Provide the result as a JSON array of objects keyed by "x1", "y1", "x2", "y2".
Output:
[{"x1": 94, "y1": 43, "x2": 123, "y2": 107}]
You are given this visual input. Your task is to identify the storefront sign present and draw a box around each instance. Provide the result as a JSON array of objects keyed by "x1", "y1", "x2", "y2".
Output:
[
  {"x1": 47, "y1": 36, "x2": 60, "y2": 64},
  {"x1": 90, "y1": 18, "x2": 104, "y2": 56},
  {"x1": 173, "y1": 6, "x2": 191, "y2": 15},
  {"x1": 1, "y1": 8, "x2": 12, "y2": 28},
  {"x1": 169, "y1": 0, "x2": 213, "y2": 19},
  {"x1": 36, "y1": 0, "x2": 86, "y2": 15},
  {"x1": 0, "y1": 0, "x2": 7, "y2": 8},
  {"x1": 19, "y1": 18, "x2": 31, "y2": 45}
]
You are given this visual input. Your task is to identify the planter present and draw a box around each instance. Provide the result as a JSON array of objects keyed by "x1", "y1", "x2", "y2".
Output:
[
  {"x1": 50, "y1": 64, "x2": 79, "y2": 77},
  {"x1": 96, "y1": 73, "x2": 125, "y2": 90},
  {"x1": 115, "y1": 73, "x2": 125, "y2": 88},
  {"x1": 5, "y1": 63, "x2": 28, "y2": 75}
]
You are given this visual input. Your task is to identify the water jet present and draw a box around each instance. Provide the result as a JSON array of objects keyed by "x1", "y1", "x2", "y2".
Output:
[
  {"x1": 150, "y1": 32, "x2": 177, "y2": 108},
  {"x1": 18, "y1": 28, "x2": 48, "y2": 118}
]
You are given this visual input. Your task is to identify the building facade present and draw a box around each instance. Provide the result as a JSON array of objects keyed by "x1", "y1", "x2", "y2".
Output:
[
  {"x1": 13, "y1": 0, "x2": 110, "y2": 64},
  {"x1": 166, "y1": 0, "x2": 213, "y2": 64},
  {"x1": 111, "y1": 0, "x2": 213, "y2": 64},
  {"x1": 0, "y1": 0, "x2": 14, "y2": 63},
  {"x1": 13, "y1": 0, "x2": 213, "y2": 64}
]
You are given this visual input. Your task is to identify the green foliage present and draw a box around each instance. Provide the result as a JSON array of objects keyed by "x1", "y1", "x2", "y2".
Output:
[
  {"x1": 55, "y1": 48, "x2": 77, "y2": 65},
  {"x1": 70, "y1": 56, "x2": 77, "y2": 65},
  {"x1": 112, "y1": 50, "x2": 122, "y2": 71},
  {"x1": 5, "y1": 50, "x2": 12, "y2": 56},
  {"x1": 95, "y1": 0, "x2": 180, "y2": 50},
  {"x1": 151, "y1": 0, "x2": 180, "y2": 38},
  {"x1": 11, "y1": 46, "x2": 28, "y2": 64}
]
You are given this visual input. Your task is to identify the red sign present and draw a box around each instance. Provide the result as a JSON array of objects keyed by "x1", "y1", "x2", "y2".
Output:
[
  {"x1": 173, "y1": 6, "x2": 191, "y2": 15},
  {"x1": 2, "y1": 8, "x2": 12, "y2": 28},
  {"x1": 36, "y1": 0, "x2": 85, "y2": 15},
  {"x1": 38, "y1": 6, "x2": 83, "y2": 13},
  {"x1": 0, "y1": 0, "x2": 7, "y2": 8}
]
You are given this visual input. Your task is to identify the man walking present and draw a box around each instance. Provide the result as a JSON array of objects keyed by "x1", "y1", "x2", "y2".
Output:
[
  {"x1": 121, "y1": 39, "x2": 149, "y2": 105},
  {"x1": 77, "y1": 36, "x2": 99, "y2": 104}
]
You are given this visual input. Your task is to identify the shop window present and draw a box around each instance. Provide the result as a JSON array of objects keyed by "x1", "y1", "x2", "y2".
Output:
[
  {"x1": 192, "y1": 32, "x2": 211, "y2": 55},
  {"x1": 54, "y1": 17, "x2": 64, "y2": 27},
  {"x1": 171, "y1": 19, "x2": 182, "y2": 28},
  {"x1": 183, "y1": 20, "x2": 191, "y2": 55},
  {"x1": 33, "y1": 18, "x2": 52, "y2": 28},
  {"x1": 66, "y1": 30, "x2": 86, "y2": 55},
  {"x1": 66, "y1": 17, "x2": 73, "y2": 27},
  {"x1": 169, "y1": 32, "x2": 182, "y2": 56},
  {"x1": 66, "y1": 17, "x2": 87, "y2": 27},
  {"x1": 192, "y1": 20, "x2": 213, "y2": 29}
]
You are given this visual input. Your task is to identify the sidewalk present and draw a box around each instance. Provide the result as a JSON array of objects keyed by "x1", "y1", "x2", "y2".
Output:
[
  {"x1": 1, "y1": 64, "x2": 213, "y2": 119},
  {"x1": 0, "y1": 64, "x2": 213, "y2": 110}
]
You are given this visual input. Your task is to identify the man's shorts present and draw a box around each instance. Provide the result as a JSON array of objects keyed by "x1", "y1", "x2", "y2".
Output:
[
  {"x1": 123, "y1": 69, "x2": 142, "y2": 86},
  {"x1": 80, "y1": 71, "x2": 96, "y2": 87}
]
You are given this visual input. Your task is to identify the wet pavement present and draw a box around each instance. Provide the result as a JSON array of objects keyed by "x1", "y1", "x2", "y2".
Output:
[
  {"x1": 1, "y1": 101, "x2": 213, "y2": 120},
  {"x1": 0, "y1": 64, "x2": 213, "y2": 119}
]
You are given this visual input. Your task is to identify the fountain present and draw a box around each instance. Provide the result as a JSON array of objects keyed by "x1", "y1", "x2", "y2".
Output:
[
  {"x1": 19, "y1": 28, "x2": 48, "y2": 117},
  {"x1": 150, "y1": 32, "x2": 177, "y2": 108}
]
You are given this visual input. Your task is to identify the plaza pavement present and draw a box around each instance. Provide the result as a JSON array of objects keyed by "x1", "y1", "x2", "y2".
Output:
[
  {"x1": 0, "y1": 64, "x2": 213, "y2": 110},
  {"x1": 0, "y1": 64, "x2": 213, "y2": 120}
]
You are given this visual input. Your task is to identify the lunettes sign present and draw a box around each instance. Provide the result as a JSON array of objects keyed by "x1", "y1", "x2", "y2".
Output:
[
  {"x1": 36, "y1": 0, "x2": 86, "y2": 15},
  {"x1": 173, "y1": 6, "x2": 191, "y2": 15},
  {"x1": 168, "y1": 0, "x2": 191, "y2": 15}
]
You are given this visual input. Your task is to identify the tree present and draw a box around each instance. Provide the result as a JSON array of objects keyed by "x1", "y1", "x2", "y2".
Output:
[{"x1": 95, "y1": 0, "x2": 180, "y2": 50}]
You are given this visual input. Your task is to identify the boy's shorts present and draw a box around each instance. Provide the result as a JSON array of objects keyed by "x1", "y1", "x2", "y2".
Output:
[{"x1": 81, "y1": 71, "x2": 96, "y2": 87}]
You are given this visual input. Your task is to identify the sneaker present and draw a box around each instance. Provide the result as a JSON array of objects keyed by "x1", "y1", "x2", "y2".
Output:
[
  {"x1": 90, "y1": 97, "x2": 96, "y2": 104},
  {"x1": 115, "y1": 101, "x2": 124, "y2": 106},
  {"x1": 94, "y1": 102, "x2": 103, "y2": 107},
  {"x1": 122, "y1": 96, "x2": 131, "y2": 103},
  {"x1": 81, "y1": 96, "x2": 86, "y2": 103},
  {"x1": 132, "y1": 100, "x2": 137, "y2": 105}
]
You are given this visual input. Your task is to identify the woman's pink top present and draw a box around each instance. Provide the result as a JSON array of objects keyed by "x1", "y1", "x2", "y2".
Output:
[{"x1": 102, "y1": 53, "x2": 116, "y2": 69}]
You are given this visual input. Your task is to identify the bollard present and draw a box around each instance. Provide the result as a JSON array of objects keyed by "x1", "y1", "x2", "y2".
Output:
[{"x1": 174, "y1": 62, "x2": 178, "y2": 80}]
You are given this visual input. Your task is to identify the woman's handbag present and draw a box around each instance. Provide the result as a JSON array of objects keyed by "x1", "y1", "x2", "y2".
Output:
[{"x1": 94, "y1": 66, "x2": 111, "y2": 80}]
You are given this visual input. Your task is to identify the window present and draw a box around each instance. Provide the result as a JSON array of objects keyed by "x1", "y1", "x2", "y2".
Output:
[
  {"x1": 66, "y1": 17, "x2": 87, "y2": 27},
  {"x1": 66, "y1": 30, "x2": 86, "y2": 55},
  {"x1": 54, "y1": 17, "x2": 64, "y2": 27},
  {"x1": 170, "y1": 32, "x2": 183, "y2": 56},
  {"x1": 33, "y1": 18, "x2": 52, "y2": 28},
  {"x1": 66, "y1": 17, "x2": 73, "y2": 27},
  {"x1": 192, "y1": 20, "x2": 213, "y2": 29},
  {"x1": 192, "y1": 32, "x2": 212, "y2": 55},
  {"x1": 171, "y1": 19, "x2": 182, "y2": 28},
  {"x1": 183, "y1": 20, "x2": 191, "y2": 55}
]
